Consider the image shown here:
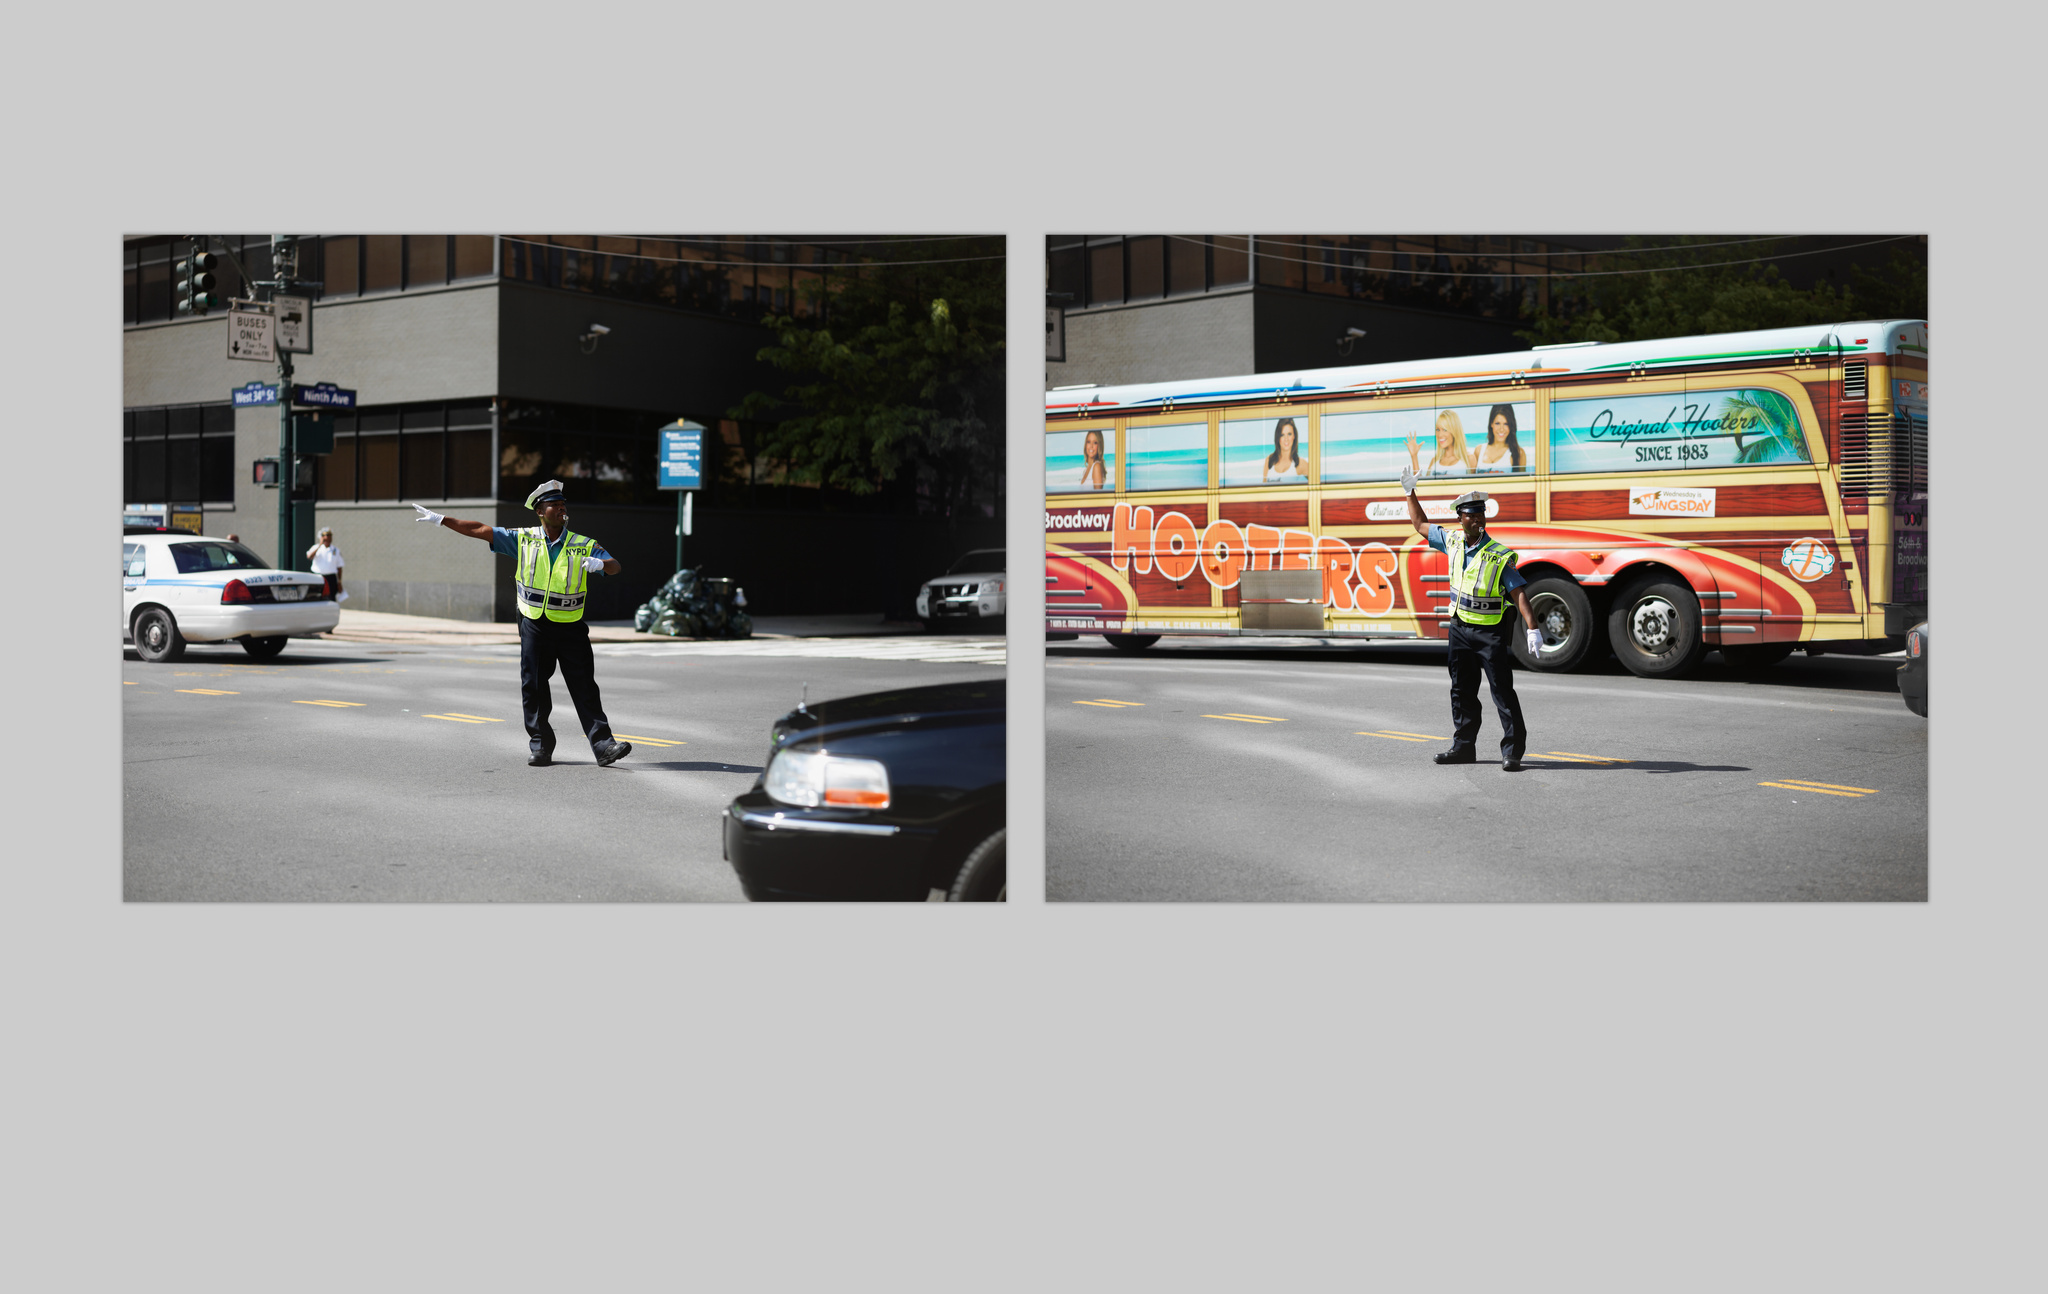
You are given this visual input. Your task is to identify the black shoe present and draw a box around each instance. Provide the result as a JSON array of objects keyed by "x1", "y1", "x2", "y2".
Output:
[
  {"x1": 1433, "y1": 748, "x2": 1476, "y2": 765},
  {"x1": 1502, "y1": 754, "x2": 1523, "y2": 772},
  {"x1": 595, "y1": 739, "x2": 632, "y2": 767},
  {"x1": 528, "y1": 750, "x2": 554, "y2": 767}
]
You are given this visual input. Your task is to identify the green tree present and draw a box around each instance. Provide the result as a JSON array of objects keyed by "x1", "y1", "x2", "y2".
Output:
[
  {"x1": 731, "y1": 241, "x2": 1005, "y2": 529},
  {"x1": 1516, "y1": 237, "x2": 1924, "y2": 346}
]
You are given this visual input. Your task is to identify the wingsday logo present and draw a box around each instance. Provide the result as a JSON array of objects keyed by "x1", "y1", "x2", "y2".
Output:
[{"x1": 1629, "y1": 487, "x2": 1716, "y2": 517}]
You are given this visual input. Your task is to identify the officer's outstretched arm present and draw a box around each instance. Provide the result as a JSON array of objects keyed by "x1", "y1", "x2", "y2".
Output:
[
  {"x1": 414, "y1": 503, "x2": 493, "y2": 542},
  {"x1": 1400, "y1": 466, "x2": 1431, "y2": 538}
]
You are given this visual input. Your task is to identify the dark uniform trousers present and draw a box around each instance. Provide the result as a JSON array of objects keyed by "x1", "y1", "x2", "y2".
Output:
[
  {"x1": 518, "y1": 614, "x2": 615, "y2": 755},
  {"x1": 1446, "y1": 617, "x2": 1527, "y2": 760}
]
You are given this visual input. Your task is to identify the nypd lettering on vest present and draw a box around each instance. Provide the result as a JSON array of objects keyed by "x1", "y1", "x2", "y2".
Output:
[
  {"x1": 515, "y1": 527, "x2": 595, "y2": 622},
  {"x1": 1445, "y1": 530, "x2": 1516, "y2": 627}
]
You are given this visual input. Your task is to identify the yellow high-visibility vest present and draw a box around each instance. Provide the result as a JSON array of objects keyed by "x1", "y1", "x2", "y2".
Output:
[
  {"x1": 1445, "y1": 530, "x2": 1516, "y2": 627},
  {"x1": 514, "y1": 527, "x2": 596, "y2": 623}
]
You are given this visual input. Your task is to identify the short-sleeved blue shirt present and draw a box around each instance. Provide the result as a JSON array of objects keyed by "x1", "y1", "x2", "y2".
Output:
[
  {"x1": 1426, "y1": 524, "x2": 1527, "y2": 592},
  {"x1": 489, "y1": 526, "x2": 611, "y2": 563}
]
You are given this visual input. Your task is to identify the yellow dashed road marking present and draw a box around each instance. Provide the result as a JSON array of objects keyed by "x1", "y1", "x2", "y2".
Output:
[
  {"x1": 1074, "y1": 698, "x2": 1145, "y2": 708},
  {"x1": 1759, "y1": 781, "x2": 1867, "y2": 798},
  {"x1": 1203, "y1": 713, "x2": 1287, "y2": 724},
  {"x1": 294, "y1": 699, "x2": 367, "y2": 708},
  {"x1": 1358, "y1": 731, "x2": 1435, "y2": 742},
  {"x1": 176, "y1": 689, "x2": 239, "y2": 696},
  {"x1": 423, "y1": 714, "x2": 495, "y2": 724},
  {"x1": 1777, "y1": 778, "x2": 1879, "y2": 794},
  {"x1": 123, "y1": 681, "x2": 136, "y2": 685},
  {"x1": 1538, "y1": 751, "x2": 1631, "y2": 764},
  {"x1": 612, "y1": 734, "x2": 685, "y2": 747}
]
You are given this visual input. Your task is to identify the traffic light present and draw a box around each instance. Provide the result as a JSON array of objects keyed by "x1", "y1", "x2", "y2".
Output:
[{"x1": 176, "y1": 245, "x2": 219, "y2": 316}]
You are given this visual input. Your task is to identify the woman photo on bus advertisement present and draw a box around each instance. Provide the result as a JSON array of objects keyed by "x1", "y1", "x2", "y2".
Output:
[
  {"x1": 1473, "y1": 403, "x2": 1526, "y2": 473},
  {"x1": 1078, "y1": 427, "x2": 1109, "y2": 489},
  {"x1": 1264, "y1": 417, "x2": 1308, "y2": 482},
  {"x1": 1407, "y1": 410, "x2": 1475, "y2": 478}
]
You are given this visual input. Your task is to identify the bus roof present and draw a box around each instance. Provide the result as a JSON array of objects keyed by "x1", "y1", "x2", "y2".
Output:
[{"x1": 1045, "y1": 319, "x2": 1928, "y2": 415}]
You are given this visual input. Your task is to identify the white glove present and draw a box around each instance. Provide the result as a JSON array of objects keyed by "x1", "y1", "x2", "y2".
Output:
[
  {"x1": 1526, "y1": 629, "x2": 1543, "y2": 656},
  {"x1": 412, "y1": 503, "x2": 443, "y2": 525},
  {"x1": 1400, "y1": 465, "x2": 1417, "y2": 493},
  {"x1": 582, "y1": 556, "x2": 606, "y2": 574}
]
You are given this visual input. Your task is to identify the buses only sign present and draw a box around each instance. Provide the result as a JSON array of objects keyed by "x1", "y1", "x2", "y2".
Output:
[{"x1": 227, "y1": 301, "x2": 275, "y2": 362}]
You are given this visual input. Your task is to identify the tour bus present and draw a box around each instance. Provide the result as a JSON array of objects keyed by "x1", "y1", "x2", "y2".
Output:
[{"x1": 1044, "y1": 320, "x2": 1927, "y2": 678}]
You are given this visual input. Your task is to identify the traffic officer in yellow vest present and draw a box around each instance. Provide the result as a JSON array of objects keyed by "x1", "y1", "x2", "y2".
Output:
[
  {"x1": 1402, "y1": 469, "x2": 1542, "y2": 771},
  {"x1": 412, "y1": 480, "x2": 631, "y2": 769}
]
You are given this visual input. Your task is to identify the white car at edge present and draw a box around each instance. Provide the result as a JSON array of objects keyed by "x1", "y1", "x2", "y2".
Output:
[
  {"x1": 123, "y1": 533, "x2": 339, "y2": 662},
  {"x1": 915, "y1": 548, "x2": 1006, "y2": 632}
]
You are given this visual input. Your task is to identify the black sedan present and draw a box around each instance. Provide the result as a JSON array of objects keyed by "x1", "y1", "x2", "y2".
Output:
[
  {"x1": 722, "y1": 680, "x2": 1005, "y2": 901},
  {"x1": 1898, "y1": 621, "x2": 1927, "y2": 717}
]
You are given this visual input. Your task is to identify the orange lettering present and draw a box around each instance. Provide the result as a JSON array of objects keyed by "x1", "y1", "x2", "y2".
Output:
[
  {"x1": 1244, "y1": 524, "x2": 1280, "y2": 572},
  {"x1": 1154, "y1": 511, "x2": 1199, "y2": 583},
  {"x1": 1200, "y1": 519, "x2": 1246, "y2": 589},
  {"x1": 1112, "y1": 503, "x2": 1154, "y2": 574},
  {"x1": 1354, "y1": 541, "x2": 1399, "y2": 616},
  {"x1": 1316, "y1": 535, "x2": 1356, "y2": 610},
  {"x1": 1280, "y1": 529, "x2": 1316, "y2": 571}
]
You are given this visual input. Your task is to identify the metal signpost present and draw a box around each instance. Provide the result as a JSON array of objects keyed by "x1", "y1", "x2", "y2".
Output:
[{"x1": 657, "y1": 420, "x2": 705, "y2": 569}]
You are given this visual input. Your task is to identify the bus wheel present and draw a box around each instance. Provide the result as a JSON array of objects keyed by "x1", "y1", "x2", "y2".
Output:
[
  {"x1": 1608, "y1": 578, "x2": 1706, "y2": 679},
  {"x1": 1719, "y1": 642, "x2": 1794, "y2": 671},
  {"x1": 1517, "y1": 578, "x2": 1597, "y2": 671},
  {"x1": 1104, "y1": 634, "x2": 1159, "y2": 652}
]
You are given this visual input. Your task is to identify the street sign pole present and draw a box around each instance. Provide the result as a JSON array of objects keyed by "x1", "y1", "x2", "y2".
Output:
[
  {"x1": 658, "y1": 419, "x2": 705, "y2": 572},
  {"x1": 277, "y1": 344, "x2": 295, "y2": 570}
]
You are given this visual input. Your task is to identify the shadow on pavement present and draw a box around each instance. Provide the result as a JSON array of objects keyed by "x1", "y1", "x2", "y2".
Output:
[
  {"x1": 625, "y1": 761, "x2": 764, "y2": 774},
  {"x1": 1519, "y1": 758, "x2": 1753, "y2": 774},
  {"x1": 124, "y1": 648, "x2": 413, "y2": 666}
]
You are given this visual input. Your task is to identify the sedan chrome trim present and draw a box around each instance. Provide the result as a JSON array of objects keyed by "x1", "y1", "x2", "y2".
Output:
[{"x1": 731, "y1": 808, "x2": 900, "y2": 837}]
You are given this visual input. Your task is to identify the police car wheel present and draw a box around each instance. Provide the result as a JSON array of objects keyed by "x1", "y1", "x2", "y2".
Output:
[
  {"x1": 240, "y1": 636, "x2": 288, "y2": 661},
  {"x1": 1517, "y1": 578, "x2": 1596, "y2": 671},
  {"x1": 133, "y1": 607, "x2": 186, "y2": 663},
  {"x1": 946, "y1": 828, "x2": 1006, "y2": 902},
  {"x1": 1607, "y1": 578, "x2": 1706, "y2": 679}
]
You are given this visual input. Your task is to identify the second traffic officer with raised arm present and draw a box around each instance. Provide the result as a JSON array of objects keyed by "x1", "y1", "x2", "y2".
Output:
[
  {"x1": 1402, "y1": 465, "x2": 1543, "y2": 771},
  {"x1": 412, "y1": 479, "x2": 632, "y2": 769}
]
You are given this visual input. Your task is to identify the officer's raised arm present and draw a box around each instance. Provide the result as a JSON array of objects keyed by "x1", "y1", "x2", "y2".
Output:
[
  {"x1": 413, "y1": 502, "x2": 493, "y2": 541},
  {"x1": 1401, "y1": 464, "x2": 1431, "y2": 538}
]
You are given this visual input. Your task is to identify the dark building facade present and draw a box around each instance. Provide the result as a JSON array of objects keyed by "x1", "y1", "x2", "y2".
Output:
[
  {"x1": 1045, "y1": 235, "x2": 1918, "y2": 388},
  {"x1": 124, "y1": 235, "x2": 1003, "y2": 622}
]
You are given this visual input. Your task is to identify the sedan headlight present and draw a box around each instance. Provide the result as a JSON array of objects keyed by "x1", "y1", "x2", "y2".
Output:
[{"x1": 764, "y1": 749, "x2": 892, "y2": 809}]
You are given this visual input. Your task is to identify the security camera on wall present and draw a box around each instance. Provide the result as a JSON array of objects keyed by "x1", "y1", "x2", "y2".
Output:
[{"x1": 588, "y1": 323, "x2": 611, "y2": 336}]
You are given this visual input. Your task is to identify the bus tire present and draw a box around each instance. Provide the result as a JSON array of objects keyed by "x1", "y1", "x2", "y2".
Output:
[
  {"x1": 1516, "y1": 577, "x2": 1597, "y2": 672},
  {"x1": 1104, "y1": 633, "x2": 1159, "y2": 652},
  {"x1": 1608, "y1": 577, "x2": 1707, "y2": 679},
  {"x1": 1719, "y1": 642, "x2": 1794, "y2": 671}
]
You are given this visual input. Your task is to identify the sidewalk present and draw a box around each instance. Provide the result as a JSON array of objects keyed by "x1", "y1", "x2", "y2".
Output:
[{"x1": 319, "y1": 609, "x2": 928, "y2": 646}]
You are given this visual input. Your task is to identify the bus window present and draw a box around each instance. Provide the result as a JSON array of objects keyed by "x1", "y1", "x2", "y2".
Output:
[
  {"x1": 1550, "y1": 387, "x2": 1811, "y2": 473},
  {"x1": 1465, "y1": 402, "x2": 1534, "y2": 475},
  {"x1": 1125, "y1": 422, "x2": 1208, "y2": 491},
  {"x1": 1047, "y1": 427, "x2": 1114, "y2": 493},
  {"x1": 1221, "y1": 415, "x2": 1309, "y2": 486},
  {"x1": 1322, "y1": 407, "x2": 1437, "y2": 482}
]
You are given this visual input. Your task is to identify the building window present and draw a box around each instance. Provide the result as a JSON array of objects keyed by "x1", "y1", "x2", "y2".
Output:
[
  {"x1": 1167, "y1": 237, "x2": 1206, "y2": 295},
  {"x1": 364, "y1": 236, "x2": 403, "y2": 294},
  {"x1": 453, "y1": 236, "x2": 494, "y2": 280},
  {"x1": 1087, "y1": 238, "x2": 1124, "y2": 307},
  {"x1": 1210, "y1": 236, "x2": 1249, "y2": 286},
  {"x1": 406, "y1": 236, "x2": 448, "y2": 289},
  {"x1": 123, "y1": 403, "x2": 235, "y2": 504},
  {"x1": 1126, "y1": 237, "x2": 1164, "y2": 300},
  {"x1": 323, "y1": 236, "x2": 360, "y2": 297}
]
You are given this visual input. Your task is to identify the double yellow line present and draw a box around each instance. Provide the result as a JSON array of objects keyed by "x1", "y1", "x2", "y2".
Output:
[
  {"x1": 1203, "y1": 713, "x2": 1288, "y2": 724},
  {"x1": 1759, "y1": 778, "x2": 1879, "y2": 798},
  {"x1": 1073, "y1": 698, "x2": 1144, "y2": 709}
]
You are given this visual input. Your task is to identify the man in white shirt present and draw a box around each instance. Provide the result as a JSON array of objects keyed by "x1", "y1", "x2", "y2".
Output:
[{"x1": 306, "y1": 529, "x2": 345, "y2": 602}]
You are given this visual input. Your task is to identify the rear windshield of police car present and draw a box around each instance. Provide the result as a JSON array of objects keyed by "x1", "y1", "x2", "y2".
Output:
[{"x1": 168, "y1": 541, "x2": 270, "y2": 575}]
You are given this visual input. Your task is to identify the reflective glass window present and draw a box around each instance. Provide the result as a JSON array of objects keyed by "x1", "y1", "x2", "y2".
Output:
[
  {"x1": 453, "y1": 235, "x2": 493, "y2": 279},
  {"x1": 1046, "y1": 428, "x2": 1113, "y2": 494},
  {"x1": 360, "y1": 434, "x2": 399, "y2": 499},
  {"x1": 406, "y1": 235, "x2": 447, "y2": 288},
  {"x1": 364, "y1": 236, "x2": 402, "y2": 293},
  {"x1": 1221, "y1": 415, "x2": 1309, "y2": 486},
  {"x1": 448, "y1": 428, "x2": 492, "y2": 498},
  {"x1": 1125, "y1": 422, "x2": 1207, "y2": 491},
  {"x1": 1550, "y1": 388, "x2": 1806, "y2": 474}
]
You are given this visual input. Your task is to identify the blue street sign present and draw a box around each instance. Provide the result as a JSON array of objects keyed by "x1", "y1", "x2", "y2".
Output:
[
  {"x1": 231, "y1": 381, "x2": 280, "y2": 407},
  {"x1": 658, "y1": 420, "x2": 704, "y2": 490},
  {"x1": 291, "y1": 382, "x2": 357, "y2": 408}
]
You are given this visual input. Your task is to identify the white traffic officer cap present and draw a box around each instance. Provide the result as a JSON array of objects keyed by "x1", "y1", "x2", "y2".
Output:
[
  {"x1": 1452, "y1": 490, "x2": 1490, "y2": 514},
  {"x1": 524, "y1": 479, "x2": 567, "y2": 510}
]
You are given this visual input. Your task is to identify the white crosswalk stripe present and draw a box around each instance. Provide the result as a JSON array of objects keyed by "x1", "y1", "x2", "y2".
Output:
[{"x1": 594, "y1": 637, "x2": 1006, "y2": 666}]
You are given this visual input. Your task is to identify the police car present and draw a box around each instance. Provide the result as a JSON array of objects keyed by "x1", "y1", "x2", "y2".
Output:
[
  {"x1": 914, "y1": 548, "x2": 1005, "y2": 632},
  {"x1": 123, "y1": 533, "x2": 338, "y2": 662}
]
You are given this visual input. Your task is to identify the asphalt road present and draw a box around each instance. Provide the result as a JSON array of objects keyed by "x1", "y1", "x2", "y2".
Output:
[
  {"x1": 1046, "y1": 637, "x2": 1926, "y2": 902},
  {"x1": 123, "y1": 633, "x2": 1005, "y2": 901}
]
